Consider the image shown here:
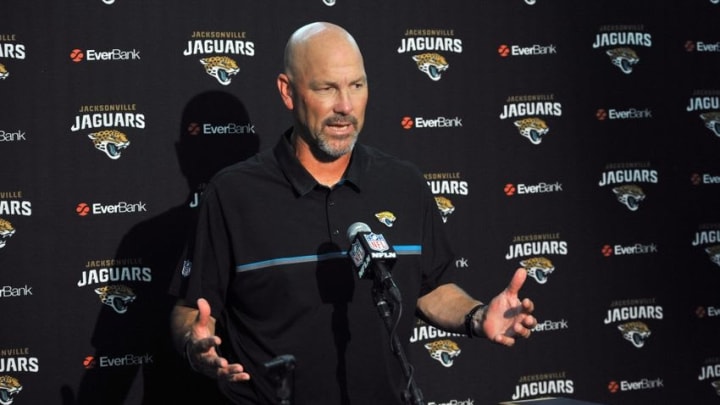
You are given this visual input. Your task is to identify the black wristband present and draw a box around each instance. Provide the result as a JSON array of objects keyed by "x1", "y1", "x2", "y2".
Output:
[{"x1": 465, "y1": 303, "x2": 487, "y2": 338}]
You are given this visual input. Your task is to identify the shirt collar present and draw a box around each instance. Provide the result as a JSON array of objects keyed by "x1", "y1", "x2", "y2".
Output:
[{"x1": 273, "y1": 128, "x2": 365, "y2": 196}]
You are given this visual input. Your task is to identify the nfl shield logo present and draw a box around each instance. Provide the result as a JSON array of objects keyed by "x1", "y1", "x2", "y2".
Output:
[{"x1": 364, "y1": 233, "x2": 389, "y2": 252}]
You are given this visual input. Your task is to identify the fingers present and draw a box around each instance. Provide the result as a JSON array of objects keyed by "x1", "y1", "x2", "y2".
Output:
[
  {"x1": 491, "y1": 333, "x2": 515, "y2": 347},
  {"x1": 194, "y1": 336, "x2": 221, "y2": 353},
  {"x1": 220, "y1": 364, "x2": 252, "y2": 382},
  {"x1": 490, "y1": 317, "x2": 534, "y2": 347},
  {"x1": 490, "y1": 312, "x2": 536, "y2": 347},
  {"x1": 196, "y1": 298, "x2": 212, "y2": 329},
  {"x1": 189, "y1": 338, "x2": 250, "y2": 381},
  {"x1": 514, "y1": 321, "x2": 533, "y2": 338},
  {"x1": 522, "y1": 314, "x2": 537, "y2": 330},
  {"x1": 522, "y1": 297, "x2": 534, "y2": 313},
  {"x1": 506, "y1": 267, "x2": 527, "y2": 296}
]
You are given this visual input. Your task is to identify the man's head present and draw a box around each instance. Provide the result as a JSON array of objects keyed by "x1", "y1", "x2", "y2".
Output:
[{"x1": 277, "y1": 22, "x2": 368, "y2": 160}]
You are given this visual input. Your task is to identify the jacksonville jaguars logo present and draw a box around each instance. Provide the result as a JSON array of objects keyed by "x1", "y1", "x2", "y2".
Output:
[
  {"x1": 200, "y1": 56, "x2": 240, "y2": 85},
  {"x1": 700, "y1": 112, "x2": 720, "y2": 137},
  {"x1": 0, "y1": 375, "x2": 22, "y2": 404},
  {"x1": 514, "y1": 117, "x2": 549, "y2": 145},
  {"x1": 520, "y1": 257, "x2": 555, "y2": 284},
  {"x1": 712, "y1": 380, "x2": 720, "y2": 397},
  {"x1": 434, "y1": 196, "x2": 455, "y2": 223},
  {"x1": 424, "y1": 339, "x2": 461, "y2": 367},
  {"x1": 375, "y1": 211, "x2": 396, "y2": 227},
  {"x1": 612, "y1": 184, "x2": 645, "y2": 211},
  {"x1": 0, "y1": 218, "x2": 16, "y2": 249},
  {"x1": 617, "y1": 321, "x2": 651, "y2": 348},
  {"x1": 88, "y1": 129, "x2": 130, "y2": 160},
  {"x1": 412, "y1": 52, "x2": 449, "y2": 81},
  {"x1": 94, "y1": 284, "x2": 136, "y2": 314},
  {"x1": 606, "y1": 47, "x2": 639, "y2": 74},
  {"x1": 705, "y1": 245, "x2": 720, "y2": 267}
]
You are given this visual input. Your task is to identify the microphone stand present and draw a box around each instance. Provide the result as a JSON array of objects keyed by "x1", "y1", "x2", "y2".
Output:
[
  {"x1": 372, "y1": 268, "x2": 424, "y2": 405},
  {"x1": 264, "y1": 354, "x2": 296, "y2": 405}
]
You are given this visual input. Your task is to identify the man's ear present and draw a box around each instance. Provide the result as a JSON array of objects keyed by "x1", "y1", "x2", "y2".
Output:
[{"x1": 277, "y1": 73, "x2": 294, "y2": 110}]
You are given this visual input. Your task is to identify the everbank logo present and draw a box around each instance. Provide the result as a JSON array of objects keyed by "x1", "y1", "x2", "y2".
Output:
[
  {"x1": 695, "y1": 305, "x2": 720, "y2": 318},
  {"x1": 75, "y1": 201, "x2": 147, "y2": 216},
  {"x1": 532, "y1": 318, "x2": 569, "y2": 333},
  {"x1": 70, "y1": 48, "x2": 140, "y2": 62},
  {"x1": 497, "y1": 43, "x2": 557, "y2": 58},
  {"x1": 401, "y1": 115, "x2": 463, "y2": 130},
  {"x1": 427, "y1": 398, "x2": 475, "y2": 405},
  {"x1": 0, "y1": 129, "x2": 27, "y2": 142},
  {"x1": 0, "y1": 284, "x2": 33, "y2": 298},
  {"x1": 601, "y1": 242, "x2": 658, "y2": 257},
  {"x1": 504, "y1": 181, "x2": 563, "y2": 196},
  {"x1": 83, "y1": 353, "x2": 153, "y2": 369},
  {"x1": 187, "y1": 122, "x2": 256, "y2": 136},
  {"x1": 691, "y1": 172, "x2": 720, "y2": 185},
  {"x1": 684, "y1": 40, "x2": 720, "y2": 52},
  {"x1": 595, "y1": 107, "x2": 652, "y2": 121},
  {"x1": 607, "y1": 377, "x2": 664, "y2": 393}
]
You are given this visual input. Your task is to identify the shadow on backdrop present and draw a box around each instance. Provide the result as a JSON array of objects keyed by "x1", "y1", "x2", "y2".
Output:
[{"x1": 68, "y1": 91, "x2": 260, "y2": 405}]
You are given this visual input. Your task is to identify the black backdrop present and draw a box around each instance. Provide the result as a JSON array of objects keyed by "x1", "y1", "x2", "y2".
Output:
[{"x1": 2, "y1": 1, "x2": 720, "y2": 404}]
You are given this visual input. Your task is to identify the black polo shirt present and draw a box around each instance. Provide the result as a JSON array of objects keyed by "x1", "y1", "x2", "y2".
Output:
[{"x1": 174, "y1": 130, "x2": 456, "y2": 404}]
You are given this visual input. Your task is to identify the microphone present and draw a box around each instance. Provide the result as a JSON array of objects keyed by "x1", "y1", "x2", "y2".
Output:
[
  {"x1": 264, "y1": 354, "x2": 295, "y2": 405},
  {"x1": 346, "y1": 222, "x2": 400, "y2": 302},
  {"x1": 264, "y1": 354, "x2": 296, "y2": 373},
  {"x1": 348, "y1": 224, "x2": 423, "y2": 405}
]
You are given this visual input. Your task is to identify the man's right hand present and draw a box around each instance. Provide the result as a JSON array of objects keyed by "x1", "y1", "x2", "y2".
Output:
[{"x1": 183, "y1": 298, "x2": 251, "y2": 382}]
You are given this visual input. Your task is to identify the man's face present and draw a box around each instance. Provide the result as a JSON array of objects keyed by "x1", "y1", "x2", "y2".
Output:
[{"x1": 283, "y1": 39, "x2": 368, "y2": 158}]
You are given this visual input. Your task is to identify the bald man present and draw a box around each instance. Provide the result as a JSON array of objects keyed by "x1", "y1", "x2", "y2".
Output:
[{"x1": 170, "y1": 22, "x2": 536, "y2": 404}]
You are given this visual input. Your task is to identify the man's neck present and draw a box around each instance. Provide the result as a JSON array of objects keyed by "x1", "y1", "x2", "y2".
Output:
[{"x1": 292, "y1": 133, "x2": 351, "y2": 187}]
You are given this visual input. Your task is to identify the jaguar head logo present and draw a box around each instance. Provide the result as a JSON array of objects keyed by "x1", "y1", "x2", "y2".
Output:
[
  {"x1": 606, "y1": 47, "x2": 639, "y2": 74},
  {"x1": 88, "y1": 130, "x2": 130, "y2": 160},
  {"x1": 95, "y1": 284, "x2": 136, "y2": 314},
  {"x1": 0, "y1": 375, "x2": 22, "y2": 405},
  {"x1": 514, "y1": 117, "x2": 549, "y2": 145},
  {"x1": 711, "y1": 380, "x2": 720, "y2": 397},
  {"x1": 434, "y1": 196, "x2": 455, "y2": 223},
  {"x1": 700, "y1": 112, "x2": 720, "y2": 137},
  {"x1": 705, "y1": 245, "x2": 720, "y2": 267},
  {"x1": 200, "y1": 56, "x2": 240, "y2": 86},
  {"x1": 412, "y1": 52, "x2": 449, "y2": 81},
  {"x1": 424, "y1": 339, "x2": 461, "y2": 367},
  {"x1": 0, "y1": 218, "x2": 16, "y2": 249},
  {"x1": 520, "y1": 257, "x2": 555, "y2": 284},
  {"x1": 612, "y1": 184, "x2": 645, "y2": 211},
  {"x1": 0, "y1": 63, "x2": 8, "y2": 80},
  {"x1": 617, "y1": 321, "x2": 651, "y2": 348},
  {"x1": 374, "y1": 211, "x2": 397, "y2": 228}
]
